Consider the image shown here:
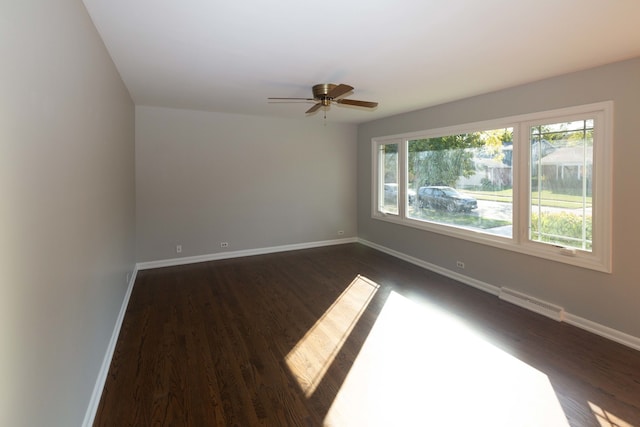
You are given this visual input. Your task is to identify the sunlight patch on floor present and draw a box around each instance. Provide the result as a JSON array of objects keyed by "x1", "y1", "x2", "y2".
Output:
[
  {"x1": 324, "y1": 291, "x2": 570, "y2": 427},
  {"x1": 285, "y1": 275, "x2": 379, "y2": 397},
  {"x1": 589, "y1": 401, "x2": 634, "y2": 427}
]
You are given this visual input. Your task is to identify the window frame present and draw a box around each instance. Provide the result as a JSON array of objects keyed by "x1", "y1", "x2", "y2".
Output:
[
  {"x1": 376, "y1": 141, "x2": 401, "y2": 215},
  {"x1": 371, "y1": 101, "x2": 613, "y2": 273}
]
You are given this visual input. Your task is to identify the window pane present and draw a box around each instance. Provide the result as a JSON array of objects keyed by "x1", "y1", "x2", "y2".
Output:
[
  {"x1": 529, "y1": 120, "x2": 593, "y2": 251},
  {"x1": 379, "y1": 143, "x2": 398, "y2": 214},
  {"x1": 407, "y1": 128, "x2": 513, "y2": 236}
]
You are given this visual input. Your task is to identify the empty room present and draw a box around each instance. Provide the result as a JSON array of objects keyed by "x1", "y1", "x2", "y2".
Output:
[{"x1": 2, "y1": 1, "x2": 640, "y2": 426}]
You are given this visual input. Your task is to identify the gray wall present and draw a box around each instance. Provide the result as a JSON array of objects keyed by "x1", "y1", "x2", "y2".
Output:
[
  {"x1": 358, "y1": 58, "x2": 640, "y2": 339},
  {"x1": 0, "y1": 1, "x2": 136, "y2": 425},
  {"x1": 136, "y1": 106, "x2": 357, "y2": 262}
]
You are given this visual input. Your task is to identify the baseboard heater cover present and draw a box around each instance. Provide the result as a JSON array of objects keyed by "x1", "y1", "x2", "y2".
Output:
[{"x1": 499, "y1": 287, "x2": 565, "y2": 321}]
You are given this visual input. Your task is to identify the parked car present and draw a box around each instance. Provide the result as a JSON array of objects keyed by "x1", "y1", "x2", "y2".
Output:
[
  {"x1": 384, "y1": 183, "x2": 416, "y2": 206},
  {"x1": 417, "y1": 186, "x2": 478, "y2": 212},
  {"x1": 407, "y1": 188, "x2": 416, "y2": 206},
  {"x1": 384, "y1": 183, "x2": 398, "y2": 204}
]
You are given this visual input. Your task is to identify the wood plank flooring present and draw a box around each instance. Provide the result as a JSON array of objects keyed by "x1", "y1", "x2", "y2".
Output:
[{"x1": 94, "y1": 243, "x2": 640, "y2": 426}]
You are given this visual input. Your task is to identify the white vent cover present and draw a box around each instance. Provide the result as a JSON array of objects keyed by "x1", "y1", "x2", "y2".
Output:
[{"x1": 499, "y1": 287, "x2": 565, "y2": 321}]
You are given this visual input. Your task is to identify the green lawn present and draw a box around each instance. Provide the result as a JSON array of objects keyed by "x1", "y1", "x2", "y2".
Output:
[
  {"x1": 463, "y1": 189, "x2": 591, "y2": 209},
  {"x1": 408, "y1": 208, "x2": 511, "y2": 229}
]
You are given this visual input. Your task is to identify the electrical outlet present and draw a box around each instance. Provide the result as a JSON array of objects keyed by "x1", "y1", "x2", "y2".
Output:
[
  {"x1": 456, "y1": 260, "x2": 465, "y2": 269},
  {"x1": 220, "y1": 242, "x2": 229, "y2": 248},
  {"x1": 176, "y1": 244, "x2": 182, "y2": 253}
]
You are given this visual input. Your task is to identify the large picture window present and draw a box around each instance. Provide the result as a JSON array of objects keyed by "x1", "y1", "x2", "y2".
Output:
[
  {"x1": 372, "y1": 102, "x2": 612, "y2": 272},
  {"x1": 406, "y1": 128, "x2": 513, "y2": 237}
]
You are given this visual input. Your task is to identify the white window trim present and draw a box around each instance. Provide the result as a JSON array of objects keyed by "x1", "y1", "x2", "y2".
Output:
[{"x1": 371, "y1": 101, "x2": 613, "y2": 273}]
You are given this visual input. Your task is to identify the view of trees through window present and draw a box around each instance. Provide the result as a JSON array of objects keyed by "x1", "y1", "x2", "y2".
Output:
[
  {"x1": 379, "y1": 143, "x2": 398, "y2": 214},
  {"x1": 378, "y1": 121, "x2": 594, "y2": 251},
  {"x1": 374, "y1": 102, "x2": 610, "y2": 270},
  {"x1": 406, "y1": 128, "x2": 514, "y2": 237},
  {"x1": 530, "y1": 120, "x2": 593, "y2": 250}
]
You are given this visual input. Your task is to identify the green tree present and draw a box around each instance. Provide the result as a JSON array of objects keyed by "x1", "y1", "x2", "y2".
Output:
[
  {"x1": 381, "y1": 144, "x2": 398, "y2": 183},
  {"x1": 532, "y1": 121, "x2": 593, "y2": 147},
  {"x1": 408, "y1": 132, "x2": 487, "y2": 188}
]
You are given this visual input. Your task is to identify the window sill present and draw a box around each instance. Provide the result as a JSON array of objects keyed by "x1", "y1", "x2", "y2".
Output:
[{"x1": 371, "y1": 212, "x2": 611, "y2": 273}]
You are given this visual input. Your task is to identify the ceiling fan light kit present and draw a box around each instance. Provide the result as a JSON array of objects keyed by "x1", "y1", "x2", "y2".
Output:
[{"x1": 268, "y1": 83, "x2": 378, "y2": 116}]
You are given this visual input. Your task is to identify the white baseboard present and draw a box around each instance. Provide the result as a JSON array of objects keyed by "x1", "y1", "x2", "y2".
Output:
[
  {"x1": 564, "y1": 313, "x2": 640, "y2": 351},
  {"x1": 358, "y1": 238, "x2": 500, "y2": 297},
  {"x1": 82, "y1": 266, "x2": 138, "y2": 427},
  {"x1": 358, "y1": 238, "x2": 640, "y2": 352},
  {"x1": 136, "y1": 237, "x2": 358, "y2": 270}
]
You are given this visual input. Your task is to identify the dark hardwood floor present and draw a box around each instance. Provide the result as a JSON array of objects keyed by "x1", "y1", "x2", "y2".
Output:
[{"x1": 94, "y1": 243, "x2": 640, "y2": 426}]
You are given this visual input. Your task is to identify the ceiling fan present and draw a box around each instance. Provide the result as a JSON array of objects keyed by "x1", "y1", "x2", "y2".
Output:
[{"x1": 268, "y1": 83, "x2": 378, "y2": 114}]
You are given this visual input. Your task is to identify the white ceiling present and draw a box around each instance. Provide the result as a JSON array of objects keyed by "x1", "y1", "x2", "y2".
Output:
[{"x1": 82, "y1": 0, "x2": 640, "y2": 124}]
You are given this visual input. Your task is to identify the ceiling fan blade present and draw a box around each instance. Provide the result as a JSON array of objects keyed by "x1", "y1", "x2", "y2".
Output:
[
  {"x1": 268, "y1": 97, "x2": 315, "y2": 101},
  {"x1": 306, "y1": 103, "x2": 323, "y2": 114},
  {"x1": 336, "y1": 99, "x2": 378, "y2": 108},
  {"x1": 268, "y1": 101, "x2": 315, "y2": 105},
  {"x1": 326, "y1": 84, "x2": 354, "y2": 99}
]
